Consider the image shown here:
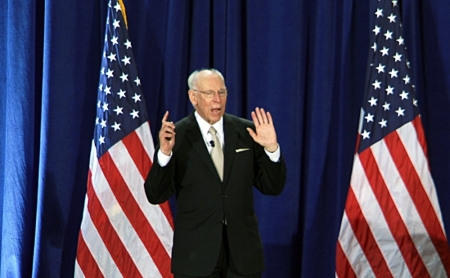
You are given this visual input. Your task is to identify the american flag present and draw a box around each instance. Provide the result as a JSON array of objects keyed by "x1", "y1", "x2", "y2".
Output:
[
  {"x1": 74, "y1": 0, "x2": 174, "y2": 277},
  {"x1": 336, "y1": 0, "x2": 450, "y2": 277}
]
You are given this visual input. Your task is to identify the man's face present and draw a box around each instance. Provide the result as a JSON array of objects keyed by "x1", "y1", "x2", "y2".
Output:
[{"x1": 189, "y1": 71, "x2": 227, "y2": 125}]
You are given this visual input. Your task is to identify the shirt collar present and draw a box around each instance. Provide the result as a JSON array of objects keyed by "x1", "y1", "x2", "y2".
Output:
[{"x1": 194, "y1": 111, "x2": 224, "y2": 139}]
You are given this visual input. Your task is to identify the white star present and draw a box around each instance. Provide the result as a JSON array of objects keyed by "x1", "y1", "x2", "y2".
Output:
[
  {"x1": 365, "y1": 113, "x2": 374, "y2": 122},
  {"x1": 397, "y1": 36, "x2": 404, "y2": 45},
  {"x1": 400, "y1": 90, "x2": 409, "y2": 100},
  {"x1": 99, "y1": 135, "x2": 105, "y2": 145},
  {"x1": 378, "y1": 119, "x2": 387, "y2": 128},
  {"x1": 393, "y1": 52, "x2": 402, "y2": 62},
  {"x1": 372, "y1": 80, "x2": 382, "y2": 89},
  {"x1": 96, "y1": 117, "x2": 99, "y2": 124},
  {"x1": 113, "y1": 19, "x2": 120, "y2": 29},
  {"x1": 102, "y1": 103, "x2": 109, "y2": 111},
  {"x1": 392, "y1": 0, "x2": 398, "y2": 7},
  {"x1": 124, "y1": 40, "x2": 132, "y2": 49},
  {"x1": 122, "y1": 55, "x2": 131, "y2": 65},
  {"x1": 100, "y1": 119, "x2": 107, "y2": 128},
  {"x1": 117, "y1": 89, "x2": 126, "y2": 98},
  {"x1": 368, "y1": 96, "x2": 378, "y2": 106},
  {"x1": 388, "y1": 69, "x2": 398, "y2": 78},
  {"x1": 120, "y1": 72, "x2": 128, "y2": 82},
  {"x1": 361, "y1": 130, "x2": 371, "y2": 139},
  {"x1": 104, "y1": 86, "x2": 111, "y2": 95},
  {"x1": 385, "y1": 85, "x2": 394, "y2": 95},
  {"x1": 97, "y1": 101, "x2": 101, "y2": 108},
  {"x1": 376, "y1": 63, "x2": 385, "y2": 73},
  {"x1": 388, "y1": 14, "x2": 396, "y2": 23},
  {"x1": 134, "y1": 77, "x2": 141, "y2": 86},
  {"x1": 106, "y1": 68, "x2": 114, "y2": 78},
  {"x1": 99, "y1": 84, "x2": 103, "y2": 91},
  {"x1": 384, "y1": 30, "x2": 393, "y2": 40},
  {"x1": 111, "y1": 36, "x2": 119, "y2": 45},
  {"x1": 380, "y1": 47, "x2": 389, "y2": 56},
  {"x1": 132, "y1": 93, "x2": 141, "y2": 102},
  {"x1": 373, "y1": 25, "x2": 381, "y2": 35},
  {"x1": 413, "y1": 99, "x2": 418, "y2": 106},
  {"x1": 114, "y1": 106, "x2": 123, "y2": 115},
  {"x1": 375, "y1": 8, "x2": 383, "y2": 18},
  {"x1": 383, "y1": 102, "x2": 390, "y2": 111},
  {"x1": 101, "y1": 67, "x2": 105, "y2": 75},
  {"x1": 111, "y1": 122, "x2": 121, "y2": 131},
  {"x1": 395, "y1": 107, "x2": 405, "y2": 116},
  {"x1": 371, "y1": 43, "x2": 377, "y2": 52},
  {"x1": 130, "y1": 109, "x2": 139, "y2": 119},
  {"x1": 114, "y1": 2, "x2": 121, "y2": 12},
  {"x1": 403, "y1": 75, "x2": 410, "y2": 84}
]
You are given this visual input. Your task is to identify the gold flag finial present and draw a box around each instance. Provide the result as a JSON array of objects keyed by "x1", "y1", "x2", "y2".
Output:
[{"x1": 118, "y1": 0, "x2": 128, "y2": 28}]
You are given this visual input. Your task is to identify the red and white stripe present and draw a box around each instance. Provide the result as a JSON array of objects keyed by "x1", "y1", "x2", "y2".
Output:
[
  {"x1": 75, "y1": 122, "x2": 174, "y2": 278},
  {"x1": 336, "y1": 116, "x2": 450, "y2": 277}
]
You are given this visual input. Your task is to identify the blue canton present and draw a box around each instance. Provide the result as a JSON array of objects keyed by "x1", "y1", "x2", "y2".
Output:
[
  {"x1": 358, "y1": 0, "x2": 421, "y2": 152},
  {"x1": 94, "y1": 0, "x2": 148, "y2": 158}
]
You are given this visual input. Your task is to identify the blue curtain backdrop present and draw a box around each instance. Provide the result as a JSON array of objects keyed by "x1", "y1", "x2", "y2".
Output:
[{"x1": 1, "y1": 0, "x2": 450, "y2": 277}]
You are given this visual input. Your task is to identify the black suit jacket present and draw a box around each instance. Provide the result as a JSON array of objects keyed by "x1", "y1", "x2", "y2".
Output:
[{"x1": 144, "y1": 112, "x2": 286, "y2": 276}]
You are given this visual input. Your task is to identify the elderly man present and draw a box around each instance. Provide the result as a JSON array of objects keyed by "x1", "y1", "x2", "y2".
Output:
[{"x1": 145, "y1": 68, "x2": 286, "y2": 278}]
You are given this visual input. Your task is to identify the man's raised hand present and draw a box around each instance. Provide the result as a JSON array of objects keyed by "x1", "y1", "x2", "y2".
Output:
[
  {"x1": 247, "y1": 107, "x2": 278, "y2": 152},
  {"x1": 159, "y1": 111, "x2": 176, "y2": 155}
]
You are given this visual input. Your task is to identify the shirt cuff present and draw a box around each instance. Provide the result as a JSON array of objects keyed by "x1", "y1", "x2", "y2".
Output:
[
  {"x1": 265, "y1": 145, "x2": 281, "y2": 162},
  {"x1": 157, "y1": 149, "x2": 172, "y2": 167}
]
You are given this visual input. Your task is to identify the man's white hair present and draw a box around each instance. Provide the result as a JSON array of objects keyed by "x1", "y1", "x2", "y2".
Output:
[{"x1": 187, "y1": 68, "x2": 225, "y2": 89}]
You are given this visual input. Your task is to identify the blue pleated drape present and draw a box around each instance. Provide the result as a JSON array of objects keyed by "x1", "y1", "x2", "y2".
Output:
[
  {"x1": 1, "y1": 0, "x2": 450, "y2": 277},
  {"x1": 1, "y1": 1, "x2": 40, "y2": 277}
]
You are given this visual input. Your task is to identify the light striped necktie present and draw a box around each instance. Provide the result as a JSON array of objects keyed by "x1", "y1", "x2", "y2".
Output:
[{"x1": 209, "y1": 126, "x2": 223, "y2": 181}]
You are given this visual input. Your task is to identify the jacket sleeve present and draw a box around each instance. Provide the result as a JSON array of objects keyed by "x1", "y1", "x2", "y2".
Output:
[
  {"x1": 144, "y1": 148, "x2": 176, "y2": 204},
  {"x1": 236, "y1": 117, "x2": 287, "y2": 196},
  {"x1": 253, "y1": 142, "x2": 287, "y2": 196}
]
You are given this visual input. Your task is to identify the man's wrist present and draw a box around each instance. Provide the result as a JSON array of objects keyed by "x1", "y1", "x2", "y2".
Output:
[
  {"x1": 160, "y1": 149, "x2": 172, "y2": 156},
  {"x1": 265, "y1": 144, "x2": 278, "y2": 153},
  {"x1": 157, "y1": 149, "x2": 172, "y2": 167}
]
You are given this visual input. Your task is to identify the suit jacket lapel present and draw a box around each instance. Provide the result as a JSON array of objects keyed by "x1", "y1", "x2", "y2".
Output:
[{"x1": 223, "y1": 114, "x2": 238, "y2": 186}]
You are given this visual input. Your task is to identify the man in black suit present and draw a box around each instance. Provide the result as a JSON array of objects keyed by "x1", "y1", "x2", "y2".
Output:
[{"x1": 144, "y1": 68, "x2": 286, "y2": 277}]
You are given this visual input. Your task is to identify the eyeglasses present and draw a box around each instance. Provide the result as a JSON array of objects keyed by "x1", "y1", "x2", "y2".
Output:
[{"x1": 193, "y1": 89, "x2": 227, "y2": 98}]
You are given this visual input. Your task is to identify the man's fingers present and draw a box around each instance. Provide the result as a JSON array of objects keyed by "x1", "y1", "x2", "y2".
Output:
[
  {"x1": 161, "y1": 111, "x2": 175, "y2": 137},
  {"x1": 266, "y1": 111, "x2": 273, "y2": 125},
  {"x1": 160, "y1": 111, "x2": 176, "y2": 142},
  {"x1": 162, "y1": 111, "x2": 169, "y2": 123},
  {"x1": 253, "y1": 107, "x2": 264, "y2": 126},
  {"x1": 255, "y1": 107, "x2": 263, "y2": 124},
  {"x1": 247, "y1": 127, "x2": 257, "y2": 140},
  {"x1": 163, "y1": 121, "x2": 175, "y2": 131},
  {"x1": 163, "y1": 131, "x2": 174, "y2": 141},
  {"x1": 251, "y1": 111, "x2": 259, "y2": 126},
  {"x1": 161, "y1": 125, "x2": 175, "y2": 139},
  {"x1": 252, "y1": 107, "x2": 272, "y2": 125},
  {"x1": 259, "y1": 108, "x2": 268, "y2": 124}
]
